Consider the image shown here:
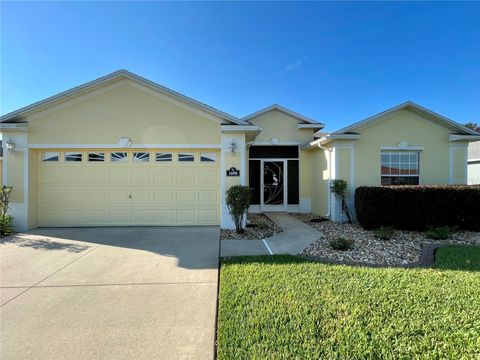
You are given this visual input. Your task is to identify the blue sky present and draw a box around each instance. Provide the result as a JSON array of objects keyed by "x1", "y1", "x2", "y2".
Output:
[{"x1": 1, "y1": 1, "x2": 479, "y2": 131}]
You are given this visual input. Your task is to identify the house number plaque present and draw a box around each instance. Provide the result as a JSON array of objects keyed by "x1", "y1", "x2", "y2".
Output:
[{"x1": 226, "y1": 167, "x2": 240, "y2": 176}]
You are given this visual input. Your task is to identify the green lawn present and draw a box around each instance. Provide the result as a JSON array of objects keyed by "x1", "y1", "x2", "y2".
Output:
[{"x1": 217, "y1": 245, "x2": 480, "y2": 360}]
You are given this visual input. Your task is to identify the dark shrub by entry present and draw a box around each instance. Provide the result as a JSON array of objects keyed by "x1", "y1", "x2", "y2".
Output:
[{"x1": 355, "y1": 185, "x2": 480, "y2": 231}]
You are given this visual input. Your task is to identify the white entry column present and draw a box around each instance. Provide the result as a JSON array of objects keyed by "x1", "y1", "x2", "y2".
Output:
[{"x1": 220, "y1": 132, "x2": 246, "y2": 229}]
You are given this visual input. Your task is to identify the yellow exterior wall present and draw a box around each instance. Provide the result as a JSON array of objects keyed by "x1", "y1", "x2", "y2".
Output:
[
  {"x1": 28, "y1": 81, "x2": 221, "y2": 145},
  {"x1": 248, "y1": 109, "x2": 315, "y2": 143},
  {"x1": 310, "y1": 148, "x2": 330, "y2": 216},
  {"x1": 354, "y1": 109, "x2": 454, "y2": 186},
  {"x1": 299, "y1": 150, "x2": 312, "y2": 200},
  {"x1": 7, "y1": 151, "x2": 24, "y2": 203}
]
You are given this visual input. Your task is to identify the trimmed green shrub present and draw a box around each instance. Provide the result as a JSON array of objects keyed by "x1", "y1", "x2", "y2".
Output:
[
  {"x1": 0, "y1": 215, "x2": 14, "y2": 236},
  {"x1": 426, "y1": 226, "x2": 450, "y2": 240},
  {"x1": 355, "y1": 185, "x2": 480, "y2": 231},
  {"x1": 0, "y1": 185, "x2": 13, "y2": 236},
  {"x1": 374, "y1": 226, "x2": 395, "y2": 240},
  {"x1": 330, "y1": 237, "x2": 353, "y2": 251},
  {"x1": 226, "y1": 185, "x2": 251, "y2": 234}
]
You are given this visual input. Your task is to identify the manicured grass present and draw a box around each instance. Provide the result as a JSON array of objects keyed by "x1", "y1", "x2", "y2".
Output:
[
  {"x1": 433, "y1": 245, "x2": 480, "y2": 271},
  {"x1": 217, "y1": 246, "x2": 480, "y2": 360}
]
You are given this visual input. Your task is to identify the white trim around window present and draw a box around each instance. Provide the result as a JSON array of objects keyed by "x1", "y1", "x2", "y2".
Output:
[{"x1": 381, "y1": 150, "x2": 420, "y2": 185}]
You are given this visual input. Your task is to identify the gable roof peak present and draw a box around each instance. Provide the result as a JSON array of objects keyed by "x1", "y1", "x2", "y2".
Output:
[
  {"x1": 333, "y1": 101, "x2": 479, "y2": 136},
  {"x1": 242, "y1": 104, "x2": 324, "y2": 127},
  {"x1": 1, "y1": 69, "x2": 249, "y2": 125}
]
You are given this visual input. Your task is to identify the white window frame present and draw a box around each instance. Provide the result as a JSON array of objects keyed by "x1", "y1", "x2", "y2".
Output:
[
  {"x1": 156, "y1": 152, "x2": 173, "y2": 162},
  {"x1": 42, "y1": 151, "x2": 59, "y2": 162},
  {"x1": 88, "y1": 152, "x2": 105, "y2": 162},
  {"x1": 200, "y1": 152, "x2": 217, "y2": 162},
  {"x1": 65, "y1": 152, "x2": 83, "y2": 162},
  {"x1": 178, "y1": 152, "x2": 195, "y2": 162},
  {"x1": 133, "y1": 152, "x2": 150, "y2": 162},
  {"x1": 381, "y1": 150, "x2": 420, "y2": 185},
  {"x1": 111, "y1": 152, "x2": 128, "y2": 162}
]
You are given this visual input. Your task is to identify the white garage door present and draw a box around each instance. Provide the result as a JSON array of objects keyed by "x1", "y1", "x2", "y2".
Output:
[{"x1": 37, "y1": 150, "x2": 220, "y2": 226}]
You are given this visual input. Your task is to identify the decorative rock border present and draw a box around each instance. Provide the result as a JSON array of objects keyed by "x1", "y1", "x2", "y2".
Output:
[{"x1": 301, "y1": 243, "x2": 451, "y2": 269}]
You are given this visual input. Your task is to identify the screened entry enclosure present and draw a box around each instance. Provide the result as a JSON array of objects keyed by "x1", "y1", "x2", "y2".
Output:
[{"x1": 248, "y1": 146, "x2": 299, "y2": 211}]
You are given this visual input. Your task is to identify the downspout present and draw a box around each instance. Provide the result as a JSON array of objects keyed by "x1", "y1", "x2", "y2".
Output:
[{"x1": 317, "y1": 142, "x2": 332, "y2": 219}]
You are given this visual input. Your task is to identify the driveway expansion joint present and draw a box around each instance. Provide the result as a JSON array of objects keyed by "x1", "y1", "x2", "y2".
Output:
[{"x1": 1, "y1": 243, "x2": 103, "y2": 307}]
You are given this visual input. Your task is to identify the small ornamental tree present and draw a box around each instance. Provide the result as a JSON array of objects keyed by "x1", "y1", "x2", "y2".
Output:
[
  {"x1": 226, "y1": 185, "x2": 251, "y2": 234},
  {"x1": 331, "y1": 179, "x2": 353, "y2": 223},
  {"x1": 0, "y1": 185, "x2": 14, "y2": 236}
]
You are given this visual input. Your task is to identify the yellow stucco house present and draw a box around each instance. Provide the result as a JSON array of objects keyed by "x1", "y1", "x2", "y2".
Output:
[{"x1": 1, "y1": 70, "x2": 479, "y2": 231}]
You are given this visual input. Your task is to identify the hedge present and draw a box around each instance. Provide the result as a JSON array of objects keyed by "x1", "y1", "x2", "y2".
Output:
[{"x1": 355, "y1": 185, "x2": 480, "y2": 231}]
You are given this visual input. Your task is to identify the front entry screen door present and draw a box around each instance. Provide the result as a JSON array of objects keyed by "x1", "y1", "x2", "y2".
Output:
[{"x1": 263, "y1": 161, "x2": 284, "y2": 205}]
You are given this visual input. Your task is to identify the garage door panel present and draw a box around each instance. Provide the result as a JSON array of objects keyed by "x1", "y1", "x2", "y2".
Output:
[
  {"x1": 198, "y1": 170, "x2": 219, "y2": 186},
  {"x1": 85, "y1": 210, "x2": 107, "y2": 224},
  {"x1": 107, "y1": 169, "x2": 130, "y2": 185},
  {"x1": 85, "y1": 170, "x2": 107, "y2": 185},
  {"x1": 39, "y1": 168, "x2": 64, "y2": 185},
  {"x1": 153, "y1": 190, "x2": 175, "y2": 205},
  {"x1": 176, "y1": 210, "x2": 196, "y2": 223},
  {"x1": 108, "y1": 191, "x2": 130, "y2": 205},
  {"x1": 154, "y1": 210, "x2": 175, "y2": 224},
  {"x1": 61, "y1": 191, "x2": 84, "y2": 207},
  {"x1": 63, "y1": 210, "x2": 83, "y2": 225},
  {"x1": 198, "y1": 190, "x2": 218, "y2": 205},
  {"x1": 177, "y1": 190, "x2": 196, "y2": 205},
  {"x1": 39, "y1": 190, "x2": 83, "y2": 207},
  {"x1": 83, "y1": 191, "x2": 107, "y2": 206},
  {"x1": 109, "y1": 210, "x2": 130, "y2": 224},
  {"x1": 154, "y1": 169, "x2": 175, "y2": 185},
  {"x1": 131, "y1": 209, "x2": 153, "y2": 224},
  {"x1": 130, "y1": 169, "x2": 154, "y2": 185},
  {"x1": 38, "y1": 150, "x2": 220, "y2": 226},
  {"x1": 198, "y1": 209, "x2": 219, "y2": 224},
  {"x1": 176, "y1": 169, "x2": 197, "y2": 186},
  {"x1": 39, "y1": 210, "x2": 64, "y2": 226},
  {"x1": 63, "y1": 169, "x2": 85, "y2": 185},
  {"x1": 130, "y1": 190, "x2": 154, "y2": 205}
]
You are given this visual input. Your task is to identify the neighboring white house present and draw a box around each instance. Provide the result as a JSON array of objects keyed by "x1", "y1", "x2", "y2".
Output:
[{"x1": 468, "y1": 141, "x2": 480, "y2": 184}]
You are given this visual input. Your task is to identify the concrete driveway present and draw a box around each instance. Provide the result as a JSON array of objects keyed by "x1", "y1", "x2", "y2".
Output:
[{"x1": 0, "y1": 226, "x2": 220, "y2": 360}]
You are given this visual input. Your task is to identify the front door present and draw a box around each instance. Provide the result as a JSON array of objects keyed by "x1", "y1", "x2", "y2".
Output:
[{"x1": 262, "y1": 160, "x2": 285, "y2": 210}]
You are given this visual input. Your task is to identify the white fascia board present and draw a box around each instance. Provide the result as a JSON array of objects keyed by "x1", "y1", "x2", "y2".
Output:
[
  {"x1": 221, "y1": 125, "x2": 261, "y2": 133},
  {"x1": 449, "y1": 134, "x2": 480, "y2": 142},
  {"x1": 297, "y1": 124, "x2": 325, "y2": 130},
  {"x1": 302, "y1": 134, "x2": 360, "y2": 150},
  {"x1": 0, "y1": 123, "x2": 28, "y2": 132}
]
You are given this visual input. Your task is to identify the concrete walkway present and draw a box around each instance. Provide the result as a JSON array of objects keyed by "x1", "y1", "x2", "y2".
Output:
[
  {"x1": 220, "y1": 213, "x2": 322, "y2": 256},
  {"x1": 264, "y1": 213, "x2": 322, "y2": 254}
]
